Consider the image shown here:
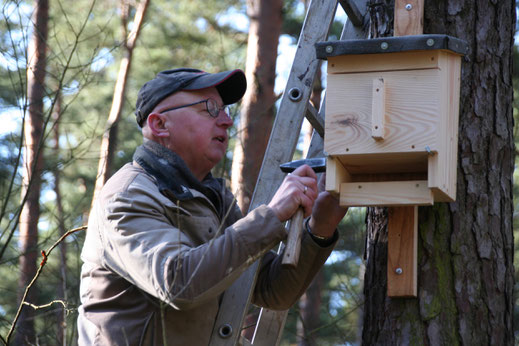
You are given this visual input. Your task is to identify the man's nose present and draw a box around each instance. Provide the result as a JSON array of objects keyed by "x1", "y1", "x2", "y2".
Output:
[{"x1": 216, "y1": 109, "x2": 233, "y2": 128}]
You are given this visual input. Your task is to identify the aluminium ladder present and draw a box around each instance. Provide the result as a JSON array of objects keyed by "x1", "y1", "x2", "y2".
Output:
[{"x1": 210, "y1": 1, "x2": 369, "y2": 344}]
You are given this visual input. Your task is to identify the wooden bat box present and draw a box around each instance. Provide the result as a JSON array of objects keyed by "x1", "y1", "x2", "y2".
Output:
[{"x1": 316, "y1": 35, "x2": 468, "y2": 207}]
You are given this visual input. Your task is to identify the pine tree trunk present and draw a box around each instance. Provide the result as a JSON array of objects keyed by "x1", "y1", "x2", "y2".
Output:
[
  {"x1": 362, "y1": 1, "x2": 515, "y2": 345},
  {"x1": 230, "y1": 0, "x2": 282, "y2": 213},
  {"x1": 16, "y1": 0, "x2": 48, "y2": 343}
]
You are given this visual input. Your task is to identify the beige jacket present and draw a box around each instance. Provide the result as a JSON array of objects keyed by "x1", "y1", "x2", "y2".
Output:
[{"x1": 78, "y1": 162, "x2": 335, "y2": 345}]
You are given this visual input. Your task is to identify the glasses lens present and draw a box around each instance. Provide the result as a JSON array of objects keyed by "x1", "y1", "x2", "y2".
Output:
[{"x1": 206, "y1": 99, "x2": 219, "y2": 118}]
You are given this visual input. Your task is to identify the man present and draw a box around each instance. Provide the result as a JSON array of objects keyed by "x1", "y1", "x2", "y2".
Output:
[{"x1": 78, "y1": 68, "x2": 347, "y2": 345}]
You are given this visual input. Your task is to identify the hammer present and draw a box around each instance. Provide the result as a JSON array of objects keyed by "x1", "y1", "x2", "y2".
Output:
[{"x1": 279, "y1": 157, "x2": 326, "y2": 267}]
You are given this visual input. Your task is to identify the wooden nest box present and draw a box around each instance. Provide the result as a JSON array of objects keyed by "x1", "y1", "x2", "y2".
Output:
[{"x1": 316, "y1": 35, "x2": 468, "y2": 207}]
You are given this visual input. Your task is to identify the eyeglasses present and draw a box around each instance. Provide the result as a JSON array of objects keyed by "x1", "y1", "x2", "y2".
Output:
[{"x1": 159, "y1": 98, "x2": 229, "y2": 118}]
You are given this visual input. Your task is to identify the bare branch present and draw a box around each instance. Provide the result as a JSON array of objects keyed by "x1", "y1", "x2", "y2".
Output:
[{"x1": 5, "y1": 225, "x2": 86, "y2": 345}]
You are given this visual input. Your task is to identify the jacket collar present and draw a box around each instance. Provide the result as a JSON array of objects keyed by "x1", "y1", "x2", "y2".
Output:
[{"x1": 133, "y1": 139, "x2": 224, "y2": 214}]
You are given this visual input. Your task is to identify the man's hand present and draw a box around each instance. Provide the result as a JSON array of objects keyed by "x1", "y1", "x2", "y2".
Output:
[
  {"x1": 308, "y1": 174, "x2": 348, "y2": 239},
  {"x1": 268, "y1": 164, "x2": 318, "y2": 222}
]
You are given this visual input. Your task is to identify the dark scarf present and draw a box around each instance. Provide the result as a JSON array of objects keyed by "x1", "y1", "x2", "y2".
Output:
[{"x1": 133, "y1": 140, "x2": 224, "y2": 216}]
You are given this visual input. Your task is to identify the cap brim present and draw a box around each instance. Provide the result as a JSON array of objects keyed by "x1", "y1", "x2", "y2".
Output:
[{"x1": 183, "y1": 69, "x2": 247, "y2": 105}]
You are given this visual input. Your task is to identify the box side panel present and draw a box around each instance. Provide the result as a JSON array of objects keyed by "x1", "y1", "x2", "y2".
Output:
[{"x1": 428, "y1": 52, "x2": 461, "y2": 201}]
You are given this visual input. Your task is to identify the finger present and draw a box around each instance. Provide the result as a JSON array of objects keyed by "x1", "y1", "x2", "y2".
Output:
[
  {"x1": 291, "y1": 164, "x2": 318, "y2": 180},
  {"x1": 299, "y1": 176, "x2": 318, "y2": 197}
]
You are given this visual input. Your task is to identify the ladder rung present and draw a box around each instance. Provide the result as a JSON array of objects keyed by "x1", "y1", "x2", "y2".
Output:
[
  {"x1": 338, "y1": 0, "x2": 364, "y2": 27},
  {"x1": 305, "y1": 102, "x2": 324, "y2": 138}
]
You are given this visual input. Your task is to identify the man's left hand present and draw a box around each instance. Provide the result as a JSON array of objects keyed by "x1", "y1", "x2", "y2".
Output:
[{"x1": 307, "y1": 174, "x2": 348, "y2": 239}]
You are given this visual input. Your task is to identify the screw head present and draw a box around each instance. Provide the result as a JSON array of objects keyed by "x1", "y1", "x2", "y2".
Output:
[
  {"x1": 426, "y1": 38, "x2": 435, "y2": 47},
  {"x1": 381, "y1": 42, "x2": 389, "y2": 50},
  {"x1": 405, "y1": 4, "x2": 412, "y2": 10},
  {"x1": 395, "y1": 267, "x2": 403, "y2": 275},
  {"x1": 325, "y1": 45, "x2": 333, "y2": 53}
]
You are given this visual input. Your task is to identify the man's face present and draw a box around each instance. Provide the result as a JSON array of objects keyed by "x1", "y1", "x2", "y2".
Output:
[{"x1": 152, "y1": 87, "x2": 233, "y2": 179}]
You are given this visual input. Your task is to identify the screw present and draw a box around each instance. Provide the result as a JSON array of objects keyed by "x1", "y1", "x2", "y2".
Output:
[
  {"x1": 426, "y1": 38, "x2": 435, "y2": 47},
  {"x1": 395, "y1": 268, "x2": 403, "y2": 275},
  {"x1": 405, "y1": 4, "x2": 412, "y2": 10},
  {"x1": 381, "y1": 42, "x2": 389, "y2": 50},
  {"x1": 325, "y1": 45, "x2": 334, "y2": 54}
]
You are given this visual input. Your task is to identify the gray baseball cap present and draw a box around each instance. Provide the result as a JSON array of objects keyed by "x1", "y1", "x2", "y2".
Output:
[{"x1": 135, "y1": 68, "x2": 246, "y2": 127}]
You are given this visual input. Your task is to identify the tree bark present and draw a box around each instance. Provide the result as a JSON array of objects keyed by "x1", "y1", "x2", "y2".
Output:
[
  {"x1": 362, "y1": 1, "x2": 515, "y2": 345},
  {"x1": 91, "y1": 0, "x2": 150, "y2": 206},
  {"x1": 230, "y1": 0, "x2": 282, "y2": 213},
  {"x1": 16, "y1": 0, "x2": 49, "y2": 343},
  {"x1": 297, "y1": 269, "x2": 324, "y2": 346}
]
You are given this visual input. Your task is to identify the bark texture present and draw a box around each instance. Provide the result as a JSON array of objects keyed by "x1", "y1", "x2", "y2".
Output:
[
  {"x1": 362, "y1": 1, "x2": 515, "y2": 345},
  {"x1": 16, "y1": 0, "x2": 48, "y2": 343},
  {"x1": 230, "y1": 0, "x2": 282, "y2": 213}
]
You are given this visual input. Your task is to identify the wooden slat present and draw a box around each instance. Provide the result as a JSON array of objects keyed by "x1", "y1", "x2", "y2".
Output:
[
  {"x1": 387, "y1": 206, "x2": 418, "y2": 297},
  {"x1": 371, "y1": 78, "x2": 386, "y2": 140},
  {"x1": 394, "y1": 0, "x2": 424, "y2": 37},
  {"x1": 385, "y1": 0, "x2": 424, "y2": 299},
  {"x1": 209, "y1": 0, "x2": 341, "y2": 344},
  {"x1": 339, "y1": 180, "x2": 433, "y2": 207}
]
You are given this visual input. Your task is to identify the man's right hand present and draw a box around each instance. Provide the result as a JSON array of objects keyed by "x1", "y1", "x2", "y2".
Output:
[{"x1": 268, "y1": 164, "x2": 318, "y2": 222}]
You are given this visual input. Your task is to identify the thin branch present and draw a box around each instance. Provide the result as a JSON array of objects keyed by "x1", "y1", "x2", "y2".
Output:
[
  {"x1": 22, "y1": 300, "x2": 66, "y2": 311},
  {"x1": 4, "y1": 225, "x2": 86, "y2": 345}
]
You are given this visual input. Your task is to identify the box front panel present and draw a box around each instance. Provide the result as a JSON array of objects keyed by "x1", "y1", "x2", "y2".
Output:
[{"x1": 324, "y1": 69, "x2": 440, "y2": 157}]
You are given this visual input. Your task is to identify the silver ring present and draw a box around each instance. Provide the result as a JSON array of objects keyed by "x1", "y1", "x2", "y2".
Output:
[{"x1": 303, "y1": 185, "x2": 308, "y2": 194}]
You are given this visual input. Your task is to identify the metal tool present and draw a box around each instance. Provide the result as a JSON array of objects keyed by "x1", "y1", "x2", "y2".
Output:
[{"x1": 280, "y1": 157, "x2": 326, "y2": 267}]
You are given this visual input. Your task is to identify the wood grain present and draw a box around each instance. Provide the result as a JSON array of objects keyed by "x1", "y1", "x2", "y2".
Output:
[{"x1": 387, "y1": 206, "x2": 418, "y2": 297}]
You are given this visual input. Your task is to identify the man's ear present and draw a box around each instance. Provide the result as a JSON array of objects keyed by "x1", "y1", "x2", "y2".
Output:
[{"x1": 147, "y1": 113, "x2": 169, "y2": 137}]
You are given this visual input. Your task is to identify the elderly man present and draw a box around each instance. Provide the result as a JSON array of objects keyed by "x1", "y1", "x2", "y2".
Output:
[{"x1": 78, "y1": 68, "x2": 347, "y2": 345}]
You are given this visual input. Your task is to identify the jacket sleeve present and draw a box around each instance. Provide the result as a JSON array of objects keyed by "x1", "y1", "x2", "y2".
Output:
[
  {"x1": 93, "y1": 173, "x2": 287, "y2": 311},
  {"x1": 252, "y1": 225, "x2": 337, "y2": 310}
]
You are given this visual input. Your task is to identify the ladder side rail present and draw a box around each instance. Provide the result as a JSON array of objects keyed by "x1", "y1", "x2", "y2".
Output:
[
  {"x1": 250, "y1": 1, "x2": 369, "y2": 344},
  {"x1": 209, "y1": 1, "x2": 340, "y2": 345}
]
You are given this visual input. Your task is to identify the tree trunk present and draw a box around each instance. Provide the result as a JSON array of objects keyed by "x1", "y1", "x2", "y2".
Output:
[
  {"x1": 91, "y1": 0, "x2": 150, "y2": 206},
  {"x1": 16, "y1": 0, "x2": 49, "y2": 343},
  {"x1": 297, "y1": 269, "x2": 324, "y2": 346},
  {"x1": 362, "y1": 1, "x2": 515, "y2": 345},
  {"x1": 230, "y1": 0, "x2": 282, "y2": 213},
  {"x1": 51, "y1": 91, "x2": 67, "y2": 346}
]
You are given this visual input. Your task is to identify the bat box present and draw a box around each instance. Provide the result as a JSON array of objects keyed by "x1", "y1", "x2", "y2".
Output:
[{"x1": 316, "y1": 35, "x2": 468, "y2": 207}]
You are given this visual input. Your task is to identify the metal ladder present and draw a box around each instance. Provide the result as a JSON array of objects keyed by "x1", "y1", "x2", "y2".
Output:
[{"x1": 210, "y1": 1, "x2": 368, "y2": 344}]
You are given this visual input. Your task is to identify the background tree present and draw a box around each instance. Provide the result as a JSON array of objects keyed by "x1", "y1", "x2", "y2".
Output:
[
  {"x1": 15, "y1": 0, "x2": 49, "y2": 342},
  {"x1": 362, "y1": 1, "x2": 515, "y2": 345},
  {"x1": 231, "y1": 0, "x2": 283, "y2": 213}
]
